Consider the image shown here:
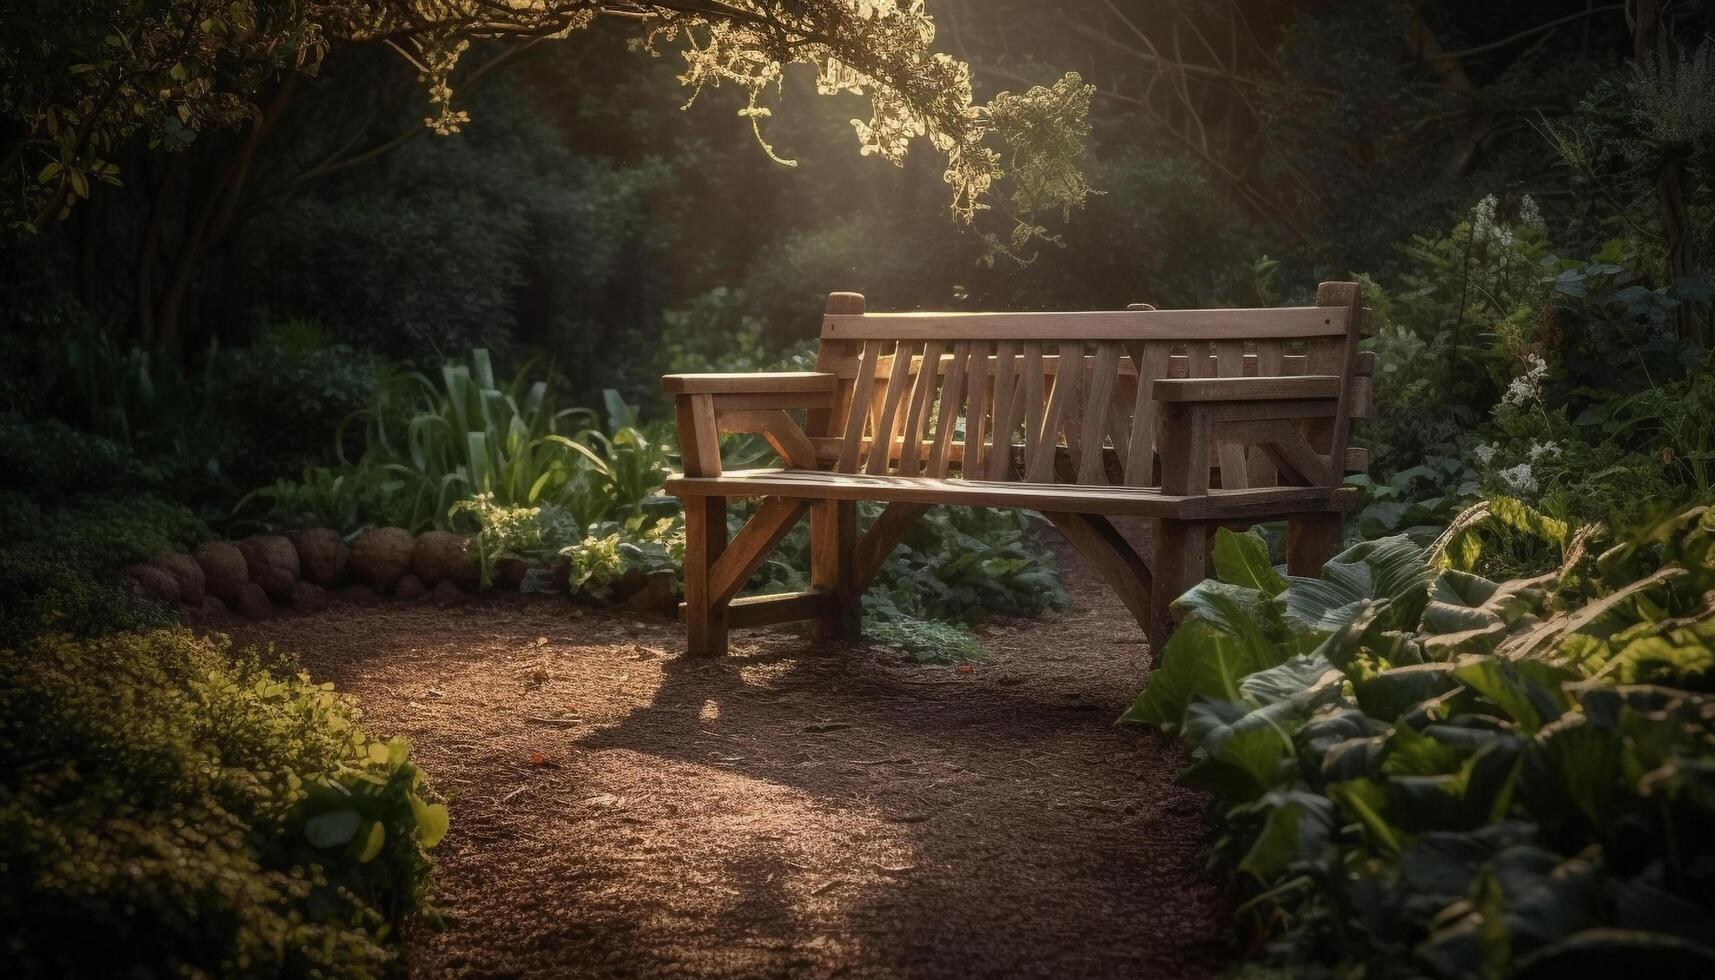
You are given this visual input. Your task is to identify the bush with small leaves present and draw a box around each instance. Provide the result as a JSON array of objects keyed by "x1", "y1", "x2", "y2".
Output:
[{"x1": 0, "y1": 628, "x2": 446, "y2": 978}]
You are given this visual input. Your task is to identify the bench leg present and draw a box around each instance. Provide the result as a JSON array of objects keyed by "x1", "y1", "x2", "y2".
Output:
[
  {"x1": 684, "y1": 495, "x2": 729, "y2": 656},
  {"x1": 811, "y1": 499, "x2": 861, "y2": 641},
  {"x1": 1286, "y1": 512, "x2": 1343, "y2": 577},
  {"x1": 1149, "y1": 519, "x2": 1209, "y2": 665}
]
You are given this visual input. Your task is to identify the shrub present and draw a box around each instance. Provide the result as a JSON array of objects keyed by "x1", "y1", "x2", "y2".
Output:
[
  {"x1": 31, "y1": 495, "x2": 211, "y2": 573},
  {"x1": 0, "y1": 414, "x2": 157, "y2": 500},
  {"x1": 0, "y1": 629, "x2": 446, "y2": 979},
  {"x1": 208, "y1": 324, "x2": 389, "y2": 486},
  {"x1": 867, "y1": 506, "x2": 1068, "y2": 626},
  {"x1": 1126, "y1": 503, "x2": 1715, "y2": 977},
  {"x1": 0, "y1": 546, "x2": 175, "y2": 649},
  {"x1": 0, "y1": 494, "x2": 209, "y2": 647},
  {"x1": 1357, "y1": 198, "x2": 1709, "y2": 536}
]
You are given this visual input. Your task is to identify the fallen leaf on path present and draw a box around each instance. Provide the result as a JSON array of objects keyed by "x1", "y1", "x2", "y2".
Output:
[
  {"x1": 582, "y1": 793, "x2": 624, "y2": 808},
  {"x1": 528, "y1": 750, "x2": 556, "y2": 766},
  {"x1": 957, "y1": 663, "x2": 973, "y2": 674}
]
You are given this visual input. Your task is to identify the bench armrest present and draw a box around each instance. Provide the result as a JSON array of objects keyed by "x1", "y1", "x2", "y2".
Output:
[
  {"x1": 665, "y1": 373, "x2": 830, "y2": 476},
  {"x1": 1155, "y1": 374, "x2": 1351, "y2": 494},
  {"x1": 661, "y1": 372, "x2": 835, "y2": 396},
  {"x1": 1152, "y1": 375, "x2": 1341, "y2": 402}
]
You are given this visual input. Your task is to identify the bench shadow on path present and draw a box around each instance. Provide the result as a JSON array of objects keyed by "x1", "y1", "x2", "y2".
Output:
[{"x1": 571, "y1": 638, "x2": 1230, "y2": 978}]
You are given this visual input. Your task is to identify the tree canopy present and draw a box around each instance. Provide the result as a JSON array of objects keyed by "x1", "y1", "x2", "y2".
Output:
[{"x1": 2, "y1": 1, "x2": 1092, "y2": 242}]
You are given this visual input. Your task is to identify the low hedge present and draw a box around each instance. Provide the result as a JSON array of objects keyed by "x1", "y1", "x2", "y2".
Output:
[{"x1": 1, "y1": 628, "x2": 446, "y2": 978}]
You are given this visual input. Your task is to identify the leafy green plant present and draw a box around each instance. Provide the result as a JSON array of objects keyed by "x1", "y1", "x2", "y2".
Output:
[
  {"x1": 1126, "y1": 504, "x2": 1715, "y2": 977},
  {"x1": 561, "y1": 513, "x2": 684, "y2": 600},
  {"x1": 236, "y1": 460, "x2": 413, "y2": 535},
  {"x1": 248, "y1": 351, "x2": 675, "y2": 536},
  {"x1": 449, "y1": 492, "x2": 579, "y2": 590},
  {"x1": 1, "y1": 629, "x2": 445, "y2": 978},
  {"x1": 865, "y1": 616, "x2": 990, "y2": 665},
  {"x1": 332, "y1": 349, "x2": 605, "y2": 530},
  {"x1": 867, "y1": 506, "x2": 1069, "y2": 626}
]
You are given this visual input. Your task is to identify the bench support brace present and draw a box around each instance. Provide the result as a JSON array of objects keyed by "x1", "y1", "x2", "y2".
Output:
[{"x1": 1043, "y1": 512, "x2": 1155, "y2": 651}]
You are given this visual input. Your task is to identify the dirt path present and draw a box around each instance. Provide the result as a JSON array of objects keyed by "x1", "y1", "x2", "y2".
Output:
[{"x1": 235, "y1": 532, "x2": 1232, "y2": 979}]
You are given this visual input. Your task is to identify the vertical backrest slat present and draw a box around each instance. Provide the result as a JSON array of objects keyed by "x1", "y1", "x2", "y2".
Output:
[
  {"x1": 896, "y1": 339, "x2": 945, "y2": 475},
  {"x1": 866, "y1": 340, "x2": 917, "y2": 475},
  {"x1": 961, "y1": 342, "x2": 990, "y2": 476},
  {"x1": 1245, "y1": 340, "x2": 1287, "y2": 486},
  {"x1": 838, "y1": 339, "x2": 883, "y2": 472},
  {"x1": 1123, "y1": 341, "x2": 1171, "y2": 486},
  {"x1": 927, "y1": 340, "x2": 969, "y2": 478},
  {"x1": 1214, "y1": 339, "x2": 1249, "y2": 490},
  {"x1": 1018, "y1": 342, "x2": 1045, "y2": 476},
  {"x1": 1078, "y1": 341, "x2": 1123, "y2": 484},
  {"x1": 1059, "y1": 343, "x2": 1088, "y2": 478},
  {"x1": 986, "y1": 341, "x2": 1020, "y2": 480},
  {"x1": 1027, "y1": 343, "x2": 1075, "y2": 482}
]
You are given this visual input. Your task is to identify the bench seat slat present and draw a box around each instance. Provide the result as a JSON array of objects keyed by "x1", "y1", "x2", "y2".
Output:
[{"x1": 665, "y1": 468, "x2": 1356, "y2": 519}]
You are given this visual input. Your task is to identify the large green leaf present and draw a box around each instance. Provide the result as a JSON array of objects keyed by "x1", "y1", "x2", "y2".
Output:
[
  {"x1": 1170, "y1": 580, "x2": 1275, "y2": 635},
  {"x1": 1121, "y1": 613, "x2": 1295, "y2": 732},
  {"x1": 1281, "y1": 534, "x2": 1432, "y2": 633},
  {"x1": 1452, "y1": 658, "x2": 1577, "y2": 733},
  {"x1": 1237, "y1": 790, "x2": 1339, "y2": 879},
  {"x1": 1533, "y1": 714, "x2": 1624, "y2": 833},
  {"x1": 1354, "y1": 662, "x2": 1461, "y2": 720},
  {"x1": 1180, "y1": 696, "x2": 1301, "y2": 801},
  {"x1": 1212, "y1": 528, "x2": 1287, "y2": 596},
  {"x1": 1239, "y1": 653, "x2": 1344, "y2": 711},
  {"x1": 304, "y1": 808, "x2": 362, "y2": 849}
]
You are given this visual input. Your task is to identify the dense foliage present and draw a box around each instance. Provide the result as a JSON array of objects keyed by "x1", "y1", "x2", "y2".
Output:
[
  {"x1": 1, "y1": 628, "x2": 446, "y2": 978},
  {"x1": 1126, "y1": 505, "x2": 1715, "y2": 976},
  {"x1": 5, "y1": 1, "x2": 1715, "y2": 975}
]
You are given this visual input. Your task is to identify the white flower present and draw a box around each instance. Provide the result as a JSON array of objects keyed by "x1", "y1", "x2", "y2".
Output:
[
  {"x1": 1503, "y1": 353, "x2": 1549, "y2": 407},
  {"x1": 1470, "y1": 194, "x2": 1499, "y2": 243},
  {"x1": 1498, "y1": 463, "x2": 1538, "y2": 495},
  {"x1": 1519, "y1": 194, "x2": 1543, "y2": 229},
  {"x1": 1473, "y1": 443, "x2": 1498, "y2": 466},
  {"x1": 1528, "y1": 440, "x2": 1560, "y2": 462}
]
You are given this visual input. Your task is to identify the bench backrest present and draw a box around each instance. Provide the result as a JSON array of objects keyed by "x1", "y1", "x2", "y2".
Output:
[{"x1": 808, "y1": 282, "x2": 1371, "y2": 490}]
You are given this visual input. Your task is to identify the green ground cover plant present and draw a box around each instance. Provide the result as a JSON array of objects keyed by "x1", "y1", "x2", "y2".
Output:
[
  {"x1": 1, "y1": 628, "x2": 446, "y2": 978},
  {"x1": 1128, "y1": 503, "x2": 1715, "y2": 977}
]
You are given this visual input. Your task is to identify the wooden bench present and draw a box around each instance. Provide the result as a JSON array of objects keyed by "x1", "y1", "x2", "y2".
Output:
[{"x1": 662, "y1": 281, "x2": 1371, "y2": 660}]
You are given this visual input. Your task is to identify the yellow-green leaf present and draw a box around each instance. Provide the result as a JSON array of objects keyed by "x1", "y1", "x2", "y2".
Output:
[
  {"x1": 354, "y1": 820, "x2": 386, "y2": 862},
  {"x1": 412, "y1": 798, "x2": 450, "y2": 848}
]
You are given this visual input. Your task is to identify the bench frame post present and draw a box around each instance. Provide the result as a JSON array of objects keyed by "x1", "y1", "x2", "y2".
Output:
[
  {"x1": 684, "y1": 496, "x2": 729, "y2": 656},
  {"x1": 811, "y1": 499, "x2": 861, "y2": 640}
]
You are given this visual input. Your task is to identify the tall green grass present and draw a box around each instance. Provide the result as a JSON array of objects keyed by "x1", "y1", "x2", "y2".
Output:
[{"x1": 246, "y1": 350, "x2": 671, "y2": 534}]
